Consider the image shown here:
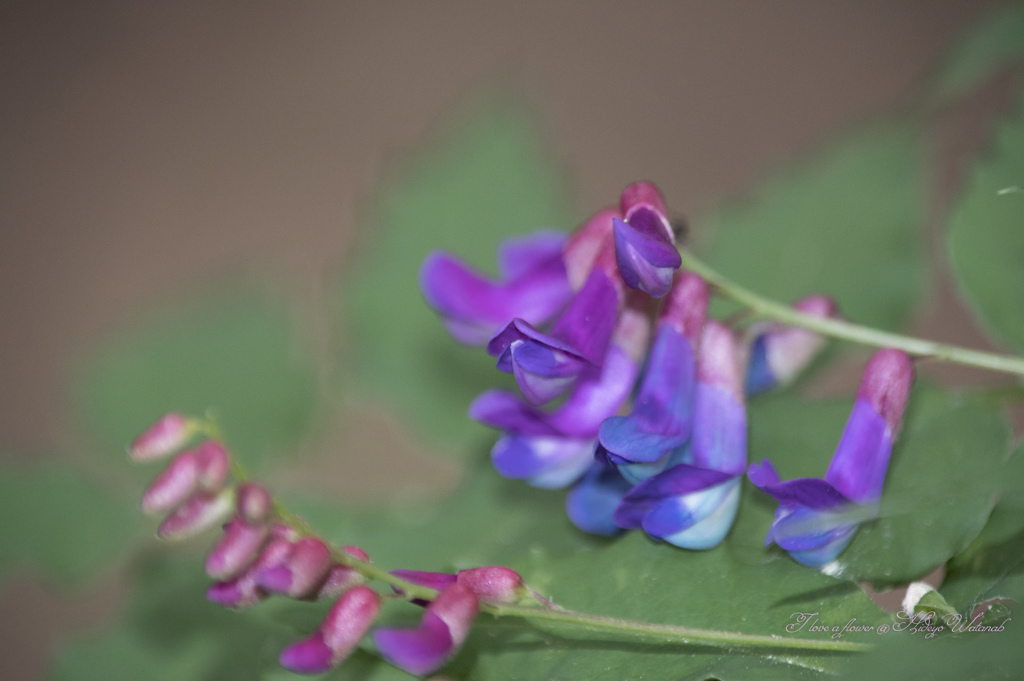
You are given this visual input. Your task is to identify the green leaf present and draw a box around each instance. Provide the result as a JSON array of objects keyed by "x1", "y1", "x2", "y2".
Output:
[
  {"x1": 76, "y1": 291, "x2": 318, "y2": 471},
  {"x1": 948, "y1": 91, "x2": 1024, "y2": 354},
  {"x1": 733, "y1": 385, "x2": 1010, "y2": 587},
  {"x1": 0, "y1": 461, "x2": 141, "y2": 584},
  {"x1": 940, "y1": 441, "x2": 1024, "y2": 615},
  {"x1": 700, "y1": 123, "x2": 926, "y2": 332},
  {"x1": 928, "y1": 5, "x2": 1024, "y2": 103},
  {"x1": 340, "y1": 101, "x2": 572, "y2": 456}
]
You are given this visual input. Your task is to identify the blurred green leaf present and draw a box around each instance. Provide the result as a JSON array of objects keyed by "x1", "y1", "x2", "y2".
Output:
[
  {"x1": 733, "y1": 385, "x2": 1010, "y2": 587},
  {"x1": 76, "y1": 292, "x2": 318, "y2": 471},
  {"x1": 928, "y1": 4, "x2": 1024, "y2": 103},
  {"x1": 948, "y1": 91, "x2": 1024, "y2": 354},
  {"x1": 941, "y1": 441, "x2": 1024, "y2": 615},
  {"x1": 340, "y1": 102, "x2": 572, "y2": 457},
  {"x1": 700, "y1": 123, "x2": 926, "y2": 332},
  {"x1": 0, "y1": 462, "x2": 141, "y2": 584}
]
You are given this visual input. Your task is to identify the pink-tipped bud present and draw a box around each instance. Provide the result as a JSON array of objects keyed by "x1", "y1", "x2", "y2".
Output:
[
  {"x1": 141, "y1": 451, "x2": 199, "y2": 515},
  {"x1": 279, "y1": 586, "x2": 381, "y2": 674},
  {"x1": 256, "y1": 536, "x2": 332, "y2": 599},
  {"x1": 269, "y1": 522, "x2": 301, "y2": 543},
  {"x1": 698, "y1": 321, "x2": 744, "y2": 402},
  {"x1": 205, "y1": 518, "x2": 270, "y2": 581},
  {"x1": 316, "y1": 546, "x2": 370, "y2": 600},
  {"x1": 620, "y1": 180, "x2": 668, "y2": 220},
  {"x1": 129, "y1": 413, "x2": 193, "y2": 461},
  {"x1": 564, "y1": 207, "x2": 617, "y2": 291},
  {"x1": 857, "y1": 349, "x2": 914, "y2": 434},
  {"x1": 456, "y1": 566, "x2": 525, "y2": 605},
  {"x1": 207, "y1": 537, "x2": 293, "y2": 608},
  {"x1": 236, "y1": 483, "x2": 272, "y2": 524},
  {"x1": 745, "y1": 295, "x2": 838, "y2": 394},
  {"x1": 427, "y1": 582, "x2": 479, "y2": 648},
  {"x1": 157, "y1": 488, "x2": 234, "y2": 541},
  {"x1": 320, "y1": 586, "x2": 381, "y2": 659},
  {"x1": 194, "y1": 440, "x2": 229, "y2": 492},
  {"x1": 659, "y1": 271, "x2": 709, "y2": 347}
]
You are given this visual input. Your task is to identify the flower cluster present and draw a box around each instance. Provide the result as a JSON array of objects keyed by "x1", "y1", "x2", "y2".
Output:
[
  {"x1": 129, "y1": 414, "x2": 532, "y2": 676},
  {"x1": 421, "y1": 181, "x2": 912, "y2": 556}
]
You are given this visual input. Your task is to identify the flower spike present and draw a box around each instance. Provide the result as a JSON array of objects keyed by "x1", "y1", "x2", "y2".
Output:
[{"x1": 748, "y1": 348, "x2": 914, "y2": 567}]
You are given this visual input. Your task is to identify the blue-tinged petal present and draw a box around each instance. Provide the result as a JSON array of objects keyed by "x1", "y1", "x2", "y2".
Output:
[
  {"x1": 566, "y1": 462, "x2": 632, "y2": 536},
  {"x1": 549, "y1": 344, "x2": 641, "y2": 437},
  {"x1": 642, "y1": 477, "x2": 741, "y2": 549},
  {"x1": 613, "y1": 215, "x2": 681, "y2": 298},
  {"x1": 748, "y1": 461, "x2": 851, "y2": 510},
  {"x1": 770, "y1": 506, "x2": 859, "y2": 568},
  {"x1": 744, "y1": 334, "x2": 777, "y2": 395},
  {"x1": 613, "y1": 463, "x2": 736, "y2": 530},
  {"x1": 824, "y1": 399, "x2": 892, "y2": 503},
  {"x1": 491, "y1": 434, "x2": 594, "y2": 489},
  {"x1": 599, "y1": 325, "x2": 695, "y2": 464},
  {"x1": 468, "y1": 389, "x2": 558, "y2": 437},
  {"x1": 692, "y1": 321, "x2": 747, "y2": 475}
]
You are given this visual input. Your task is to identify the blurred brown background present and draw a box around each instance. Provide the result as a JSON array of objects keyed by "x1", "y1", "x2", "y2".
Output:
[{"x1": 0, "y1": 1, "x2": 1008, "y2": 678}]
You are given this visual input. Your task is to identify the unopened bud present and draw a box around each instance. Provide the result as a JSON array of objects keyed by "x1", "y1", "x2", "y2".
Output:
[
  {"x1": 129, "y1": 413, "x2": 193, "y2": 461},
  {"x1": 456, "y1": 566, "x2": 525, "y2": 604},
  {"x1": 205, "y1": 518, "x2": 270, "y2": 581},
  {"x1": 141, "y1": 451, "x2": 199, "y2": 515},
  {"x1": 157, "y1": 488, "x2": 233, "y2": 541}
]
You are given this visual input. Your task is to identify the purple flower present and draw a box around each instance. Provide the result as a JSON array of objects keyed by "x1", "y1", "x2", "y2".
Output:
[
  {"x1": 279, "y1": 586, "x2": 381, "y2": 674},
  {"x1": 612, "y1": 321, "x2": 747, "y2": 548},
  {"x1": 612, "y1": 181, "x2": 681, "y2": 298},
  {"x1": 487, "y1": 267, "x2": 622, "y2": 405},
  {"x1": 420, "y1": 231, "x2": 572, "y2": 345},
  {"x1": 747, "y1": 349, "x2": 914, "y2": 567},
  {"x1": 599, "y1": 271, "x2": 708, "y2": 483},
  {"x1": 472, "y1": 305, "x2": 649, "y2": 488},
  {"x1": 373, "y1": 582, "x2": 479, "y2": 676},
  {"x1": 745, "y1": 295, "x2": 837, "y2": 395}
]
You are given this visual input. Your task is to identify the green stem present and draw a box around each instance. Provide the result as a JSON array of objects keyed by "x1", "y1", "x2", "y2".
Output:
[{"x1": 678, "y1": 249, "x2": 1024, "y2": 378}]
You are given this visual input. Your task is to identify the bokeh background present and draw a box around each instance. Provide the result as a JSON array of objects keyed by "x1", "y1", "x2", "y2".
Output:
[{"x1": 2, "y1": 2, "x2": 1021, "y2": 679}]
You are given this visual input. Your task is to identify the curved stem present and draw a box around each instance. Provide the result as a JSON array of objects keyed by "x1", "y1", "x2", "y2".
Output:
[{"x1": 679, "y1": 249, "x2": 1024, "y2": 378}]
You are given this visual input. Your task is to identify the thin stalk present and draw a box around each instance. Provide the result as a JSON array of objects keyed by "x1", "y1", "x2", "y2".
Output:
[{"x1": 678, "y1": 249, "x2": 1024, "y2": 378}]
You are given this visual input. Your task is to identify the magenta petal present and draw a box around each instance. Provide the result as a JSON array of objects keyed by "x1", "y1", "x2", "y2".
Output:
[
  {"x1": 391, "y1": 570, "x2": 458, "y2": 592},
  {"x1": 374, "y1": 612, "x2": 454, "y2": 676},
  {"x1": 496, "y1": 230, "x2": 566, "y2": 280},
  {"x1": 279, "y1": 631, "x2": 334, "y2": 674},
  {"x1": 468, "y1": 389, "x2": 558, "y2": 437}
]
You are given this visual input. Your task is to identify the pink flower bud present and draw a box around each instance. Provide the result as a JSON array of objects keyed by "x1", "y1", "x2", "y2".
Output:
[
  {"x1": 456, "y1": 566, "x2": 525, "y2": 605},
  {"x1": 141, "y1": 451, "x2": 199, "y2": 515},
  {"x1": 316, "y1": 546, "x2": 370, "y2": 600},
  {"x1": 659, "y1": 271, "x2": 709, "y2": 347},
  {"x1": 236, "y1": 483, "x2": 272, "y2": 524},
  {"x1": 744, "y1": 295, "x2": 838, "y2": 394},
  {"x1": 698, "y1": 321, "x2": 744, "y2": 403},
  {"x1": 564, "y1": 207, "x2": 616, "y2": 291},
  {"x1": 207, "y1": 538, "x2": 293, "y2": 608},
  {"x1": 194, "y1": 440, "x2": 229, "y2": 492},
  {"x1": 157, "y1": 488, "x2": 233, "y2": 541},
  {"x1": 373, "y1": 583, "x2": 479, "y2": 676},
  {"x1": 205, "y1": 518, "x2": 270, "y2": 581},
  {"x1": 620, "y1": 180, "x2": 668, "y2": 219},
  {"x1": 857, "y1": 348, "x2": 914, "y2": 435},
  {"x1": 129, "y1": 413, "x2": 193, "y2": 461},
  {"x1": 256, "y1": 536, "x2": 332, "y2": 599},
  {"x1": 279, "y1": 586, "x2": 381, "y2": 674}
]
